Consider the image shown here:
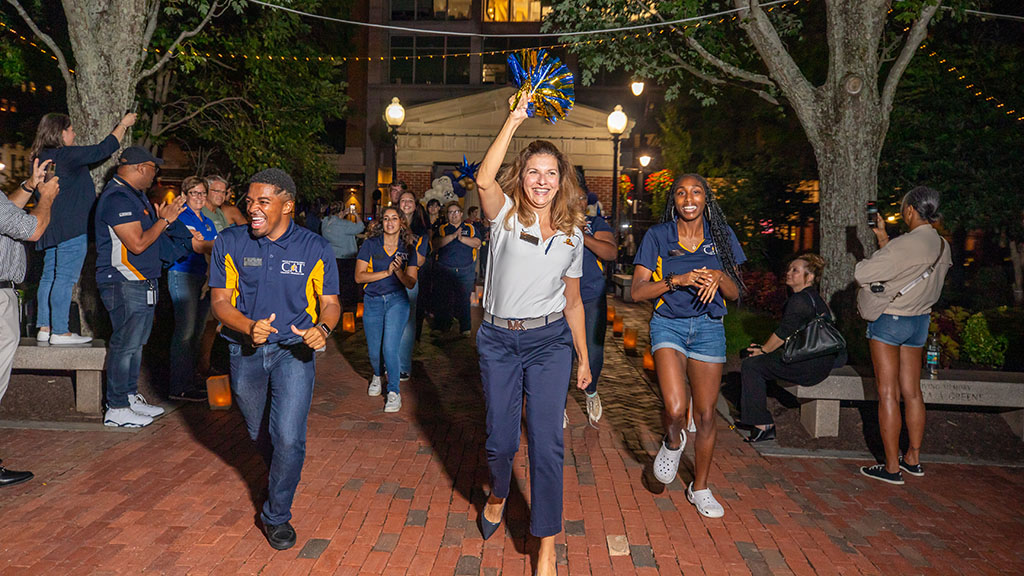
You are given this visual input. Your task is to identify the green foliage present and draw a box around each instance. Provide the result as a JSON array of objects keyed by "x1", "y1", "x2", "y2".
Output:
[
  {"x1": 931, "y1": 306, "x2": 970, "y2": 365},
  {"x1": 142, "y1": 0, "x2": 351, "y2": 198},
  {"x1": 961, "y1": 313, "x2": 1008, "y2": 368},
  {"x1": 723, "y1": 306, "x2": 777, "y2": 357},
  {"x1": 0, "y1": 40, "x2": 26, "y2": 86}
]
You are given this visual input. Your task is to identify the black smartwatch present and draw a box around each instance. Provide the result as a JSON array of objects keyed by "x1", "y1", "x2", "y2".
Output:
[{"x1": 317, "y1": 322, "x2": 333, "y2": 336}]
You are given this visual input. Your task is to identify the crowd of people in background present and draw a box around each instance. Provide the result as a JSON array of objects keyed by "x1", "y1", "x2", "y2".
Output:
[{"x1": 0, "y1": 103, "x2": 952, "y2": 565}]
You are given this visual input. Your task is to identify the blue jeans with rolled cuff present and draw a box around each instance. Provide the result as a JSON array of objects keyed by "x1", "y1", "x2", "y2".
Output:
[
  {"x1": 99, "y1": 280, "x2": 157, "y2": 408},
  {"x1": 228, "y1": 338, "x2": 316, "y2": 527},
  {"x1": 363, "y1": 291, "x2": 409, "y2": 393},
  {"x1": 477, "y1": 316, "x2": 572, "y2": 537}
]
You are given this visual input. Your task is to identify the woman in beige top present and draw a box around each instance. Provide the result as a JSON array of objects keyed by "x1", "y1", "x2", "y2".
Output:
[{"x1": 854, "y1": 186, "x2": 951, "y2": 485}]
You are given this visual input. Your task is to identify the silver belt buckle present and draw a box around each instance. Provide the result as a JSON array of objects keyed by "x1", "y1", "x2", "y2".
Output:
[{"x1": 507, "y1": 319, "x2": 526, "y2": 331}]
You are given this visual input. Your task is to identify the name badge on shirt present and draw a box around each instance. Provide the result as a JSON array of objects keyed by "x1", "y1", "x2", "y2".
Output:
[
  {"x1": 519, "y1": 230, "x2": 539, "y2": 245},
  {"x1": 243, "y1": 257, "x2": 263, "y2": 267}
]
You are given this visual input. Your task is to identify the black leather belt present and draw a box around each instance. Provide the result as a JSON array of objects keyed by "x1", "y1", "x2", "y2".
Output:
[{"x1": 0, "y1": 280, "x2": 15, "y2": 290}]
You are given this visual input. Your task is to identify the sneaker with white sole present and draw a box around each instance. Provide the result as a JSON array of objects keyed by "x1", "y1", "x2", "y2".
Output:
[
  {"x1": 898, "y1": 455, "x2": 924, "y2": 477},
  {"x1": 687, "y1": 482, "x2": 725, "y2": 518},
  {"x1": 49, "y1": 332, "x2": 93, "y2": 345},
  {"x1": 652, "y1": 431, "x2": 686, "y2": 484},
  {"x1": 384, "y1": 391, "x2": 402, "y2": 413},
  {"x1": 368, "y1": 375, "x2": 382, "y2": 396},
  {"x1": 104, "y1": 407, "x2": 153, "y2": 428},
  {"x1": 586, "y1": 391, "x2": 602, "y2": 423},
  {"x1": 128, "y1": 394, "x2": 165, "y2": 418},
  {"x1": 36, "y1": 329, "x2": 50, "y2": 343},
  {"x1": 860, "y1": 463, "x2": 904, "y2": 485}
]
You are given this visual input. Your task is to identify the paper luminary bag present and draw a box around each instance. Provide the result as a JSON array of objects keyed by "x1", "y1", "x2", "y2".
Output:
[{"x1": 506, "y1": 49, "x2": 575, "y2": 124}]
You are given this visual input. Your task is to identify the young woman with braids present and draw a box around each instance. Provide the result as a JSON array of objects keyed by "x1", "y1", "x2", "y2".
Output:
[
  {"x1": 631, "y1": 174, "x2": 746, "y2": 518},
  {"x1": 354, "y1": 206, "x2": 426, "y2": 413}
]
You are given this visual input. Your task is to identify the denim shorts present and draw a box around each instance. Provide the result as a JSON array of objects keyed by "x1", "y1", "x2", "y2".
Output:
[
  {"x1": 866, "y1": 313, "x2": 930, "y2": 348},
  {"x1": 649, "y1": 312, "x2": 727, "y2": 364}
]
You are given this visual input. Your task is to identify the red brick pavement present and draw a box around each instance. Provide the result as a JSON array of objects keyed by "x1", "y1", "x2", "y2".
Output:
[{"x1": 1, "y1": 298, "x2": 1022, "y2": 575}]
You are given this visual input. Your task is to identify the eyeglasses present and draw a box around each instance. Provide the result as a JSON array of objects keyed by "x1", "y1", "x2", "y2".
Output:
[
  {"x1": 187, "y1": 189, "x2": 207, "y2": 197},
  {"x1": 140, "y1": 163, "x2": 160, "y2": 174},
  {"x1": 209, "y1": 187, "x2": 227, "y2": 194},
  {"x1": 448, "y1": 209, "x2": 462, "y2": 215}
]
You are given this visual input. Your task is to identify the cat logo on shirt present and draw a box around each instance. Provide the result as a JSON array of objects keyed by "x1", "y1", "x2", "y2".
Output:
[
  {"x1": 703, "y1": 244, "x2": 716, "y2": 256},
  {"x1": 281, "y1": 260, "x2": 306, "y2": 275}
]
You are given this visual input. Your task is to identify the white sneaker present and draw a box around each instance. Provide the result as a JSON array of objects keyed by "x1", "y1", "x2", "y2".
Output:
[
  {"x1": 563, "y1": 410, "x2": 568, "y2": 429},
  {"x1": 104, "y1": 407, "x2": 153, "y2": 428},
  {"x1": 687, "y1": 398, "x2": 697, "y2": 433},
  {"x1": 367, "y1": 375, "x2": 382, "y2": 396},
  {"x1": 653, "y1": 431, "x2": 686, "y2": 484},
  {"x1": 128, "y1": 394, "x2": 165, "y2": 418},
  {"x1": 49, "y1": 333, "x2": 93, "y2": 345},
  {"x1": 384, "y1": 391, "x2": 402, "y2": 413},
  {"x1": 687, "y1": 482, "x2": 725, "y2": 518},
  {"x1": 586, "y1": 391, "x2": 603, "y2": 423},
  {"x1": 36, "y1": 329, "x2": 50, "y2": 343}
]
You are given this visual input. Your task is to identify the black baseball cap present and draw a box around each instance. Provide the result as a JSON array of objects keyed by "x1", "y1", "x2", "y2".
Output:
[{"x1": 118, "y1": 146, "x2": 165, "y2": 166}]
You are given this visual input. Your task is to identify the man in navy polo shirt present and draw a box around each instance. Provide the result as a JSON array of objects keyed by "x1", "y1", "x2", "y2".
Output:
[
  {"x1": 95, "y1": 146, "x2": 186, "y2": 428},
  {"x1": 209, "y1": 168, "x2": 340, "y2": 551},
  {"x1": 578, "y1": 192, "x2": 617, "y2": 425},
  {"x1": 432, "y1": 201, "x2": 481, "y2": 336}
]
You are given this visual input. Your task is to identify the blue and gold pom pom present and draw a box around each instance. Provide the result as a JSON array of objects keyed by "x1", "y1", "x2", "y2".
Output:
[{"x1": 507, "y1": 49, "x2": 575, "y2": 124}]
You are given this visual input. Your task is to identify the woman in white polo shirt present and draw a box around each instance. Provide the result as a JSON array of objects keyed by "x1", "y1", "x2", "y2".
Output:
[{"x1": 474, "y1": 95, "x2": 591, "y2": 576}]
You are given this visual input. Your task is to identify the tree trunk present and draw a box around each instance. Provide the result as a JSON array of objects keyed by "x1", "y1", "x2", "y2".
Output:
[{"x1": 61, "y1": 0, "x2": 150, "y2": 335}]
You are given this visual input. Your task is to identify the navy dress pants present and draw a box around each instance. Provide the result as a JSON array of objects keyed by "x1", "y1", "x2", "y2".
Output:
[{"x1": 477, "y1": 316, "x2": 572, "y2": 537}]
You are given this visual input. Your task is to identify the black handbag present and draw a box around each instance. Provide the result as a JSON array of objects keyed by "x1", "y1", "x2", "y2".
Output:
[{"x1": 782, "y1": 292, "x2": 847, "y2": 364}]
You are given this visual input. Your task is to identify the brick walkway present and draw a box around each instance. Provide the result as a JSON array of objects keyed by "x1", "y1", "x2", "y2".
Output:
[{"x1": 1, "y1": 298, "x2": 1022, "y2": 575}]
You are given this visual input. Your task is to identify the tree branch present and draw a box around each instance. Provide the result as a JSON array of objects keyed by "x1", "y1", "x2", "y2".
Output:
[
  {"x1": 152, "y1": 96, "x2": 247, "y2": 137},
  {"x1": 136, "y1": 0, "x2": 226, "y2": 83},
  {"x1": 4, "y1": 0, "x2": 73, "y2": 87},
  {"x1": 141, "y1": 0, "x2": 162, "y2": 52},
  {"x1": 662, "y1": 50, "x2": 779, "y2": 106},
  {"x1": 684, "y1": 36, "x2": 775, "y2": 87},
  {"x1": 881, "y1": 2, "x2": 941, "y2": 115},
  {"x1": 733, "y1": 0, "x2": 817, "y2": 124}
]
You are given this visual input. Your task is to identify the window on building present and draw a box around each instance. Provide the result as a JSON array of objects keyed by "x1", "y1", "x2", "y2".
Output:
[
  {"x1": 483, "y1": 0, "x2": 553, "y2": 22},
  {"x1": 390, "y1": 36, "x2": 471, "y2": 84},
  {"x1": 392, "y1": 0, "x2": 471, "y2": 20}
]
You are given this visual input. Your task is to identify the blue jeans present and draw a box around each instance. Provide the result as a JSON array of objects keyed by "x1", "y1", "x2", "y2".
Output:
[
  {"x1": 399, "y1": 282, "x2": 419, "y2": 375},
  {"x1": 477, "y1": 317, "x2": 572, "y2": 537},
  {"x1": 363, "y1": 291, "x2": 409, "y2": 393},
  {"x1": 228, "y1": 339, "x2": 316, "y2": 526},
  {"x1": 36, "y1": 234, "x2": 88, "y2": 334},
  {"x1": 582, "y1": 295, "x2": 607, "y2": 394},
  {"x1": 99, "y1": 280, "x2": 157, "y2": 408},
  {"x1": 434, "y1": 265, "x2": 475, "y2": 333},
  {"x1": 168, "y1": 270, "x2": 209, "y2": 395}
]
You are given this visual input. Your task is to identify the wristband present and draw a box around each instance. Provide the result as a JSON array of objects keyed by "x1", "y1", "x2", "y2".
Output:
[
  {"x1": 20, "y1": 181, "x2": 34, "y2": 194},
  {"x1": 664, "y1": 272, "x2": 677, "y2": 291},
  {"x1": 159, "y1": 217, "x2": 171, "y2": 225}
]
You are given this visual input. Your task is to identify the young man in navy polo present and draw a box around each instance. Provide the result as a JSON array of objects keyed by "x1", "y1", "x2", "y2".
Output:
[
  {"x1": 209, "y1": 168, "x2": 340, "y2": 551},
  {"x1": 95, "y1": 146, "x2": 186, "y2": 428},
  {"x1": 432, "y1": 201, "x2": 481, "y2": 336}
]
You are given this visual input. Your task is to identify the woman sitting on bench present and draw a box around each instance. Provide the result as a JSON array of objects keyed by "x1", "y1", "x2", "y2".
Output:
[{"x1": 739, "y1": 254, "x2": 846, "y2": 443}]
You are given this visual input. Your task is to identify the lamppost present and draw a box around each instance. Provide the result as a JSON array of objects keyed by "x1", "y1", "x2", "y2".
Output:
[
  {"x1": 384, "y1": 97, "x2": 405, "y2": 187},
  {"x1": 637, "y1": 153, "x2": 651, "y2": 215},
  {"x1": 607, "y1": 105, "x2": 628, "y2": 234}
]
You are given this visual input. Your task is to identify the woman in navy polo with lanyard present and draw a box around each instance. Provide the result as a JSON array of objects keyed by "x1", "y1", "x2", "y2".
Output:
[
  {"x1": 474, "y1": 95, "x2": 590, "y2": 576},
  {"x1": 631, "y1": 173, "x2": 745, "y2": 519},
  {"x1": 432, "y1": 201, "x2": 481, "y2": 337},
  {"x1": 355, "y1": 206, "x2": 425, "y2": 413}
]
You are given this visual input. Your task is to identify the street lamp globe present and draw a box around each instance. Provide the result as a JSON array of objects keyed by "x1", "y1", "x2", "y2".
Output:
[
  {"x1": 630, "y1": 80, "x2": 645, "y2": 97},
  {"x1": 638, "y1": 154, "x2": 651, "y2": 168},
  {"x1": 385, "y1": 97, "x2": 405, "y2": 128},
  {"x1": 607, "y1": 105, "x2": 627, "y2": 135}
]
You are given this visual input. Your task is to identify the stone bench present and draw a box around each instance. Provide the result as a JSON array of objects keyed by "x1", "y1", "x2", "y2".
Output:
[
  {"x1": 791, "y1": 365, "x2": 1024, "y2": 439},
  {"x1": 12, "y1": 338, "x2": 107, "y2": 415},
  {"x1": 611, "y1": 274, "x2": 633, "y2": 303}
]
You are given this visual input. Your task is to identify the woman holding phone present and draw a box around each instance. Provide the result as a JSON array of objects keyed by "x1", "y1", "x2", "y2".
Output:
[
  {"x1": 630, "y1": 173, "x2": 745, "y2": 518},
  {"x1": 30, "y1": 111, "x2": 137, "y2": 345},
  {"x1": 354, "y1": 206, "x2": 424, "y2": 413}
]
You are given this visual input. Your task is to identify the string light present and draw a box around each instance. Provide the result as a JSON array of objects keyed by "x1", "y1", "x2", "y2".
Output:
[{"x1": 920, "y1": 44, "x2": 1021, "y2": 122}]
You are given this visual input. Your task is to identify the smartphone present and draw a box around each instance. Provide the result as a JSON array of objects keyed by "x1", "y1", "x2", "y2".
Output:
[
  {"x1": 130, "y1": 101, "x2": 139, "y2": 114},
  {"x1": 866, "y1": 201, "x2": 878, "y2": 228},
  {"x1": 349, "y1": 203, "x2": 356, "y2": 214},
  {"x1": 44, "y1": 162, "x2": 56, "y2": 182}
]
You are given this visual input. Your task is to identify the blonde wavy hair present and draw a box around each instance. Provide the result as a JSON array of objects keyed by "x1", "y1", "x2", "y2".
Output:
[{"x1": 497, "y1": 140, "x2": 585, "y2": 236}]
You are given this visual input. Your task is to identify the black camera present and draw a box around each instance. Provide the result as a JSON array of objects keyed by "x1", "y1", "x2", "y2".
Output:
[{"x1": 870, "y1": 282, "x2": 885, "y2": 294}]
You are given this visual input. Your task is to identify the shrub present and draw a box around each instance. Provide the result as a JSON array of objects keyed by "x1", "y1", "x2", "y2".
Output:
[
  {"x1": 930, "y1": 306, "x2": 970, "y2": 367},
  {"x1": 741, "y1": 269, "x2": 787, "y2": 316},
  {"x1": 961, "y1": 313, "x2": 1008, "y2": 368},
  {"x1": 982, "y1": 306, "x2": 1024, "y2": 371}
]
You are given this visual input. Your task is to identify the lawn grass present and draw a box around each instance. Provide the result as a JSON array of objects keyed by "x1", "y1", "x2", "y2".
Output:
[{"x1": 724, "y1": 305, "x2": 777, "y2": 357}]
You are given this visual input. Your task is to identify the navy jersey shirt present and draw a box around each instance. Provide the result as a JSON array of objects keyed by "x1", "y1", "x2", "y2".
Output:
[
  {"x1": 580, "y1": 214, "x2": 613, "y2": 303},
  {"x1": 94, "y1": 176, "x2": 163, "y2": 284},
  {"x1": 634, "y1": 219, "x2": 746, "y2": 318},
  {"x1": 357, "y1": 234, "x2": 428, "y2": 297},
  {"x1": 36, "y1": 134, "x2": 119, "y2": 249},
  {"x1": 209, "y1": 221, "x2": 340, "y2": 344},
  {"x1": 169, "y1": 205, "x2": 217, "y2": 275},
  {"x1": 436, "y1": 222, "x2": 478, "y2": 268}
]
